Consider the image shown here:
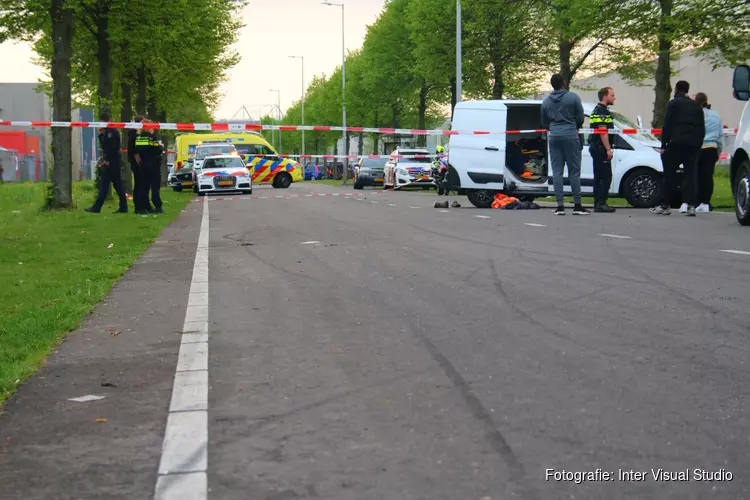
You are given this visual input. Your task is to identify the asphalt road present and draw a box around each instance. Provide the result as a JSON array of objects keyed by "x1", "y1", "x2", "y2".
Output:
[{"x1": 3, "y1": 181, "x2": 750, "y2": 500}]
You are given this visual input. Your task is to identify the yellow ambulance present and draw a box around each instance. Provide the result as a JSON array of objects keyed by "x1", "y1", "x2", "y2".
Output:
[{"x1": 174, "y1": 131, "x2": 302, "y2": 188}]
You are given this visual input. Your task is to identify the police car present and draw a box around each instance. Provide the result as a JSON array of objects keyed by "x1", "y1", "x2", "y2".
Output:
[
  {"x1": 194, "y1": 154, "x2": 252, "y2": 196},
  {"x1": 384, "y1": 148, "x2": 436, "y2": 189}
]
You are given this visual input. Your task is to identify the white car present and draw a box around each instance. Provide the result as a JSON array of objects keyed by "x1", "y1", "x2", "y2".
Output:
[
  {"x1": 447, "y1": 99, "x2": 671, "y2": 208},
  {"x1": 730, "y1": 65, "x2": 750, "y2": 226},
  {"x1": 384, "y1": 148, "x2": 435, "y2": 189},
  {"x1": 194, "y1": 154, "x2": 252, "y2": 196},
  {"x1": 193, "y1": 142, "x2": 239, "y2": 171}
]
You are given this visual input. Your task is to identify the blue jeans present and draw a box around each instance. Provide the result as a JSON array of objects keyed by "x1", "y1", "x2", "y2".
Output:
[{"x1": 549, "y1": 138, "x2": 582, "y2": 206}]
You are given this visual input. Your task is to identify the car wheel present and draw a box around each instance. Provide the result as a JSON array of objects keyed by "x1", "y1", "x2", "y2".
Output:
[
  {"x1": 353, "y1": 181, "x2": 363, "y2": 190},
  {"x1": 273, "y1": 172, "x2": 292, "y2": 189},
  {"x1": 198, "y1": 191, "x2": 206, "y2": 197},
  {"x1": 519, "y1": 195, "x2": 535, "y2": 202},
  {"x1": 172, "y1": 186, "x2": 182, "y2": 192},
  {"x1": 622, "y1": 167, "x2": 660, "y2": 208},
  {"x1": 242, "y1": 190, "x2": 252, "y2": 195},
  {"x1": 193, "y1": 184, "x2": 198, "y2": 194},
  {"x1": 467, "y1": 189, "x2": 494, "y2": 209},
  {"x1": 437, "y1": 186, "x2": 445, "y2": 195},
  {"x1": 734, "y1": 160, "x2": 750, "y2": 226}
]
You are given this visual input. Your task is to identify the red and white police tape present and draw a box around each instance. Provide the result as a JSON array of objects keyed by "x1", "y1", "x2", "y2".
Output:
[{"x1": 0, "y1": 119, "x2": 739, "y2": 137}]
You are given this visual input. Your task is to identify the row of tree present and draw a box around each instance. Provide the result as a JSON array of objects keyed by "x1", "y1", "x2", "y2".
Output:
[
  {"x1": 272, "y1": 0, "x2": 749, "y2": 157},
  {"x1": 0, "y1": 0, "x2": 245, "y2": 208}
]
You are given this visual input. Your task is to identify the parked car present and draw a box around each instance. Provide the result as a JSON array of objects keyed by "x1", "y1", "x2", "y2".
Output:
[
  {"x1": 353, "y1": 157, "x2": 386, "y2": 189},
  {"x1": 169, "y1": 160, "x2": 195, "y2": 192},
  {"x1": 383, "y1": 148, "x2": 435, "y2": 190},
  {"x1": 730, "y1": 65, "x2": 750, "y2": 226},
  {"x1": 447, "y1": 99, "x2": 672, "y2": 208},
  {"x1": 304, "y1": 162, "x2": 324, "y2": 180}
]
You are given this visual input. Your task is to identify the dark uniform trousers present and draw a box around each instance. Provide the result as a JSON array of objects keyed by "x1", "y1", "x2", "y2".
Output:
[
  {"x1": 660, "y1": 144, "x2": 699, "y2": 207},
  {"x1": 138, "y1": 163, "x2": 162, "y2": 210},
  {"x1": 92, "y1": 165, "x2": 128, "y2": 212},
  {"x1": 590, "y1": 144, "x2": 612, "y2": 206},
  {"x1": 132, "y1": 162, "x2": 147, "y2": 211}
]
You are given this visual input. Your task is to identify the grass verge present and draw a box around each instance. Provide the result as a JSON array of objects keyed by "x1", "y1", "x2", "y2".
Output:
[{"x1": 0, "y1": 181, "x2": 193, "y2": 404}]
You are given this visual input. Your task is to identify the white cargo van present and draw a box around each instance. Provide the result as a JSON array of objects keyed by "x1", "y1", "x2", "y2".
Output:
[
  {"x1": 446, "y1": 100, "x2": 670, "y2": 209},
  {"x1": 730, "y1": 65, "x2": 750, "y2": 226}
]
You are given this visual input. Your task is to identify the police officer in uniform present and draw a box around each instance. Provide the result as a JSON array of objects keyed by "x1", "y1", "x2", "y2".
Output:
[
  {"x1": 135, "y1": 119, "x2": 165, "y2": 213},
  {"x1": 589, "y1": 87, "x2": 617, "y2": 213},
  {"x1": 86, "y1": 112, "x2": 128, "y2": 213},
  {"x1": 128, "y1": 115, "x2": 153, "y2": 213}
]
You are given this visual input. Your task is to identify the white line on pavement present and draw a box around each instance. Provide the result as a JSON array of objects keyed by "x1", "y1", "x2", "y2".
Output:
[
  {"x1": 439, "y1": 210, "x2": 451, "y2": 213},
  {"x1": 300, "y1": 241, "x2": 320, "y2": 245},
  {"x1": 524, "y1": 223, "x2": 546, "y2": 227},
  {"x1": 599, "y1": 233, "x2": 631, "y2": 239},
  {"x1": 387, "y1": 204, "x2": 397, "y2": 207},
  {"x1": 473, "y1": 215, "x2": 491, "y2": 219},
  {"x1": 154, "y1": 196, "x2": 210, "y2": 500},
  {"x1": 720, "y1": 249, "x2": 750, "y2": 256}
]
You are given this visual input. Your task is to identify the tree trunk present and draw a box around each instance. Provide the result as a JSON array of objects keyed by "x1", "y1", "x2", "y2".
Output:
[
  {"x1": 120, "y1": 81, "x2": 133, "y2": 194},
  {"x1": 96, "y1": 3, "x2": 112, "y2": 117},
  {"x1": 358, "y1": 132, "x2": 364, "y2": 157},
  {"x1": 418, "y1": 85, "x2": 428, "y2": 146},
  {"x1": 46, "y1": 0, "x2": 74, "y2": 210},
  {"x1": 652, "y1": 0, "x2": 674, "y2": 129},
  {"x1": 492, "y1": 64, "x2": 505, "y2": 99},
  {"x1": 135, "y1": 67, "x2": 147, "y2": 115},
  {"x1": 147, "y1": 71, "x2": 157, "y2": 120},
  {"x1": 373, "y1": 110, "x2": 379, "y2": 154},
  {"x1": 559, "y1": 40, "x2": 574, "y2": 84}
]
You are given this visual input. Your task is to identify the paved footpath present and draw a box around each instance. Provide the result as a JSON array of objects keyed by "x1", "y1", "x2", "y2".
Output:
[{"x1": 2, "y1": 181, "x2": 750, "y2": 500}]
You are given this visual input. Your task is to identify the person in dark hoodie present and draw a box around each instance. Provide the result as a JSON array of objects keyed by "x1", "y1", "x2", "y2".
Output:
[
  {"x1": 541, "y1": 74, "x2": 590, "y2": 215},
  {"x1": 85, "y1": 112, "x2": 128, "y2": 213},
  {"x1": 650, "y1": 80, "x2": 704, "y2": 216}
]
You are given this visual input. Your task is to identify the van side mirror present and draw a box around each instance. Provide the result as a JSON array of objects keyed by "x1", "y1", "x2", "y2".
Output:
[{"x1": 733, "y1": 65, "x2": 750, "y2": 101}]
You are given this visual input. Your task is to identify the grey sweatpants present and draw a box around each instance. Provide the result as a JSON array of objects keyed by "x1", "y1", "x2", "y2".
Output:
[{"x1": 549, "y1": 138, "x2": 582, "y2": 206}]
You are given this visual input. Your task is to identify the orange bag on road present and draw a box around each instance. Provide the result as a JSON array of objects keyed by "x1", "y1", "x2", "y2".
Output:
[{"x1": 491, "y1": 193, "x2": 519, "y2": 209}]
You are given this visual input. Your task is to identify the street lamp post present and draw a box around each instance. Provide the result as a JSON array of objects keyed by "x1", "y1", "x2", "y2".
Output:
[
  {"x1": 269, "y1": 89, "x2": 281, "y2": 153},
  {"x1": 289, "y1": 55, "x2": 305, "y2": 159},
  {"x1": 456, "y1": 0, "x2": 462, "y2": 107},
  {"x1": 322, "y1": 1, "x2": 347, "y2": 185}
]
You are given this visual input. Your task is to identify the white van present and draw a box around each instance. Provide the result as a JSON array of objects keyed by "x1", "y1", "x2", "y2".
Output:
[
  {"x1": 730, "y1": 65, "x2": 750, "y2": 226},
  {"x1": 446, "y1": 100, "x2": 669, "y2": 209}
]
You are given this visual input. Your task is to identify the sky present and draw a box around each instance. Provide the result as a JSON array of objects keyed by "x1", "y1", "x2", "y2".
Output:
[{"x1": 0, "y1": 0, "x2": 386, "y2": 121}]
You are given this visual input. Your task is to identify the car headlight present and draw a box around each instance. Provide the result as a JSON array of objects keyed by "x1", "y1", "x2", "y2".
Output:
[{"x1": 396, "y1": 168, "x2": 408, "y2": 176}]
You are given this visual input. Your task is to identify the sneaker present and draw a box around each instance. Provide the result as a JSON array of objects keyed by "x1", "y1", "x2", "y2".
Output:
[
  {"x1": 679, "y1": 203, "x2": 688, "y2": 213},
  {"x1": 154, "y1": 208, "x2": 165, "y2": 214},
  {"x1": 650, "y1": 206, "x2": 671, "y2": 215},
  {"x1": 573, "y1": 205, "x2": 591, "y2": 215},
  {"x1": 696, "y1": 203, "x2": 710, "y2": 213},
  {"x1": 554, "y1": 206, "x2": 565, "y2": 216},
  {"x1": 594, "y1": 204, "x2": 616, "y2": 213},
  {"x1": 113, "y1": 209, "x2": 128, "y2": 214},
  {"x1": 686, "y1": 206, "x2": 696, "y2": 217},
  {"x1": 84, "y1": 207, "x2": 100, "y2": 213}
]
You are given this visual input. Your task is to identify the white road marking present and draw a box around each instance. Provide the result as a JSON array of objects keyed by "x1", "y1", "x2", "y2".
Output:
[
  {"x1": 370, "y1": 200, "x2": 378, "y2": 204},
  {"x1": 720, "y1": 249, "x2": 750, "y2": 256},
  {"x1": 410, "y1": 206, "x2": 420, "y2": 209},
  {"x1": 300, "y1": 241, "x2": 320, "y2": 245},
  {"x1": 388, "y1": 203, "x2": 397, "y2": 207},
  {"x1": 524, "y1": 223, "x2": 546, "y2": 227},
  {"x1": 154, "y1": 196, "x2": 209, "y2": 500},
  {"x1": 598, "y1": 233, "x2": 631, "y2": 239},
  {"x1": 473, "y1": 215, "x2": 491, "y2": 219},
  {"x1": 439, "y1": 210, "x2": 451, "y2": 213}
]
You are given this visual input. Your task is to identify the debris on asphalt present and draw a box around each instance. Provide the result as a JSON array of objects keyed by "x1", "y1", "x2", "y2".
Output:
[
  {"x1": 107, "y1": 243, "x2": 114, "y2": 249},
  {"x1": 95, "y1": 418, "x2": 107, "y2": 423},
  {"x1": 68, "y1": 395, "x2": 106, "y2": 403},
  {"x1": 434, "y1": 200, "x2": 449, "y2": 209},
  {"x1": 107, "y1": 328, "x2": 121, "y2": 336},
  {"x1": 451, "y1": 201, "x2": 461, "y2": 208},
  {"x1": 100, "y1": 382, "x2": 117, "y2": 387}
]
